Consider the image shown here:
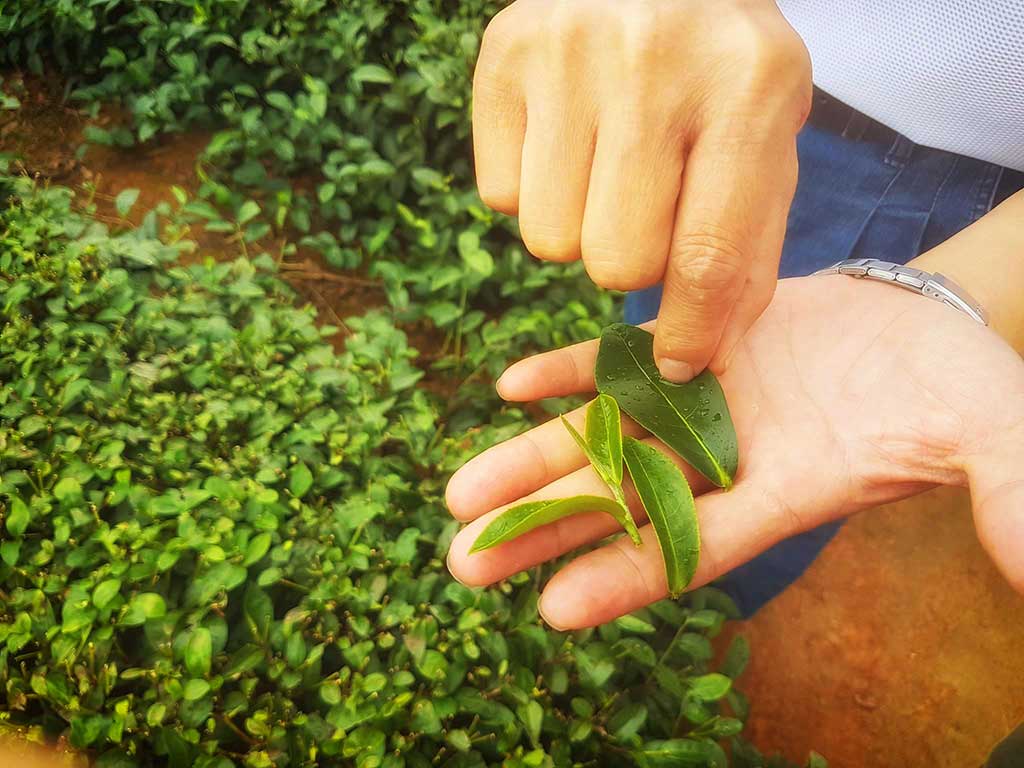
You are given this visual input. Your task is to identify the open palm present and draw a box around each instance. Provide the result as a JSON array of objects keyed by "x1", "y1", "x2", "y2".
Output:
[{"x1": 445, "y1": 275, "x2": 1024, "y2": 629}]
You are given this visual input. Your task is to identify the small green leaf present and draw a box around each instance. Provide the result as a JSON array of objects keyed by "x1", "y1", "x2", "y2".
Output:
[
  {"x1": 559, "y1": 398, "x2": 640, "y2": 545},
  {"x1": 688, "y1": 673, "x2": 732, "y2": 701},
  {"x1": 469, "y1": 495, "x2": 634, "y2": 554},
  {"x1": 585, "y1": 394, "x2": 623, "y2": 485},
  {"x1": 185, "y1": 628, "x2": 213, "y2": 678},
  {"x1": 622, "y1": 437, "x2": 700, "y2": 598},
  {"x1": 720, "y1": 635, "x2": 750, "y2": 679},
  {"x1": 609, "y1": 702, "x2": 647, "y2": 741},
  {"x1": 597, "y1": 324, "x2": 737, "y2": 488},
  {"x1": 115, "y1": 188, "x2": 140, "y2": 218},
  {"x1": 0, "y1": 540, "x2": 19, "y2": 566},
  {"x1": 53, "y1": 477, "x2": 82, "y2": 501},
  {"x1": 93, "y1": 579, "x2": 122, "y2": 610},
  {"x1": 351, "y1": 64, "x2": 394, "y2": 85},
  {"x1": 6, "y1": 496, "x2": 30, "y2": 536},
  {"x1": 237, "y1": 200, "x2": 260, "y2": 226},
  {"x1": 289, "y1": 463, "x2": 313, "y2": 498},
  {"x1": 638, "y1": 738, "x2": 725, "y2": 767},
  {"x1": 243, "y1": 532, "x2": 273, "y2": 566},
  {"x1": 518, "y1": 700, "x2": 543, "y2": 747},
  {"x1": 614, "y1": 614, "x2": 656, "y2": 635},
  {"x1": 445, "y1": 729, "x2": 471, "y2": 753},
  {"x1": 183, "y1": 679, "x2": 211, "y2": 701},
  {"x1": 122, "y1": 593, "x2": 166, "y2": 625}
]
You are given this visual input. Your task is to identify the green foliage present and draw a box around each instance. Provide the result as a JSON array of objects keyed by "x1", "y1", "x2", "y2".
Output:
[
  {"x1": 469, "y1": 496, "x2": 631, "y2": 555},
  {"x1": 0, "y1": 0, "x2": 615, "y2": 379},
  {"x1": 623, "y1": 437, "x2": 701, "y2": 598},
  {"x1": 596, "y1": 325, "x2": 738, "y2": 489},
  {"x1": 0, "y1": 178, "x2": 821, "y2": 766}
]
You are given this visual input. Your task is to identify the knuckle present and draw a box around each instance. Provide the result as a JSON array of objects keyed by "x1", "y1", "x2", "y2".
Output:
[
  {"x1": 545, "y1": 2, "x2": 590, "y2": 62},
  {"x1": 480, "y1": 5, "x2": 523, "y2": 57},
  {"x1": 719, "y1": 16, "x2": 812, "y2": 113},
  {"x1": 621, "y1": 6, "x2": 667, "y2": 63},
  {"x1": 670, "y1": 230, "x2": 749, "y2": 302}
]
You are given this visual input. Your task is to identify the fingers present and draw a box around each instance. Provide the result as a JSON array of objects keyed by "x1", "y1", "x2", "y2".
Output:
[
  {"x1": 496, "y1": 341, "x2": 598, "y2": 402},
  {"x1": 446, "y1": 404, "x2": 645, "y2": 522},
  {"x1": 538, "y1": 479, "x2": 800, "y2": 629},
  {"x1": 496, "y1": 320, "x2": 656, "y2": 402},
  {"x1": 655, "y1": 128, "x2": 798, "y2": 382},
  {"x1": 448, "y1": 436, "x2": 712, "y2": 586},
  {"x1": 472, "y1": 8, "x2": 528, "y2": 214},
  {"x1": 517, "y1": 83, "x2": 597, "y2": 262},
  {"x1": 708, "y1": 215, "x2": 787, "y2": 375},
  {"x1": 579, "y1": 113, "x2": 685, "y2": 290},
  {"x1": 967, "y1": 435, "x2": 1024, "y2": 595}
]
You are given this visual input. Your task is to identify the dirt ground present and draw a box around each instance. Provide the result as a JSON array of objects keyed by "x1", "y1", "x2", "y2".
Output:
[
  {"x1": 729, "y1": 487, "x2": 1024, "y2": 767},
  {"x1": 4, "y1": 75, "x2": 1024, "y2": 768}
]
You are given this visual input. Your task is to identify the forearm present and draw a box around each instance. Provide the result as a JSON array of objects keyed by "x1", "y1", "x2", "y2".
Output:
[{"x1": 910, "y1": 189, "x2": 1024, "y2": 355}]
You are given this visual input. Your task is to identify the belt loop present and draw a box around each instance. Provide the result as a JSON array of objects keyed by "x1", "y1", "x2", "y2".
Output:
[
  {"x1": 884, "y1": 134, "x2": 914, "y2": 168},
  {"x1": 840, "y1": 111, "x2": 870, "y2": 142}
]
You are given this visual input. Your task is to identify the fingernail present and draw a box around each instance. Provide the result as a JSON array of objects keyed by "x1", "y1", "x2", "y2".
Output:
[
  {"x1": 656, "y1": 358, "x2": 695, "y2": 383},
  {"x1": 445, "y1": 551, "x2": 469, "y2": 586},
  {"x1": 494, "y1": 369, "x2": 511, "y2": 398},
  {"x1": 537, "y1": 595, "x2": 568, "y2": 632}
]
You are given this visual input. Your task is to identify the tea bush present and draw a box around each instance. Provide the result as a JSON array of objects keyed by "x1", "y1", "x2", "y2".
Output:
[
  {"x1": 0, "y1": 0, "x2": 615, "y2": 378},
  {"x1": 0, "y1": 177, "x2": 826, "y2": 767}
]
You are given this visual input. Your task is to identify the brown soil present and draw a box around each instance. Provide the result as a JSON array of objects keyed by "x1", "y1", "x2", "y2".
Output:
[
  {"x1": 726, "y1": 488, "x2": 1024, "y2": 767},
  {"x1": 0, "y1": 733, "x2": 85, "y2": 767}
]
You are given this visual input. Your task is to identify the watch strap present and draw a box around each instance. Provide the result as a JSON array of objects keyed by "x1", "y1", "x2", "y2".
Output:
[{"x1": 813, "y1": 258, "x2": 989, "y2": 326}]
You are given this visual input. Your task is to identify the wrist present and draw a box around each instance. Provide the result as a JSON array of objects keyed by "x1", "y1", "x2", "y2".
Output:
[{"x1": 909, "y1": 189, "x2": 1024, "y2": 355}]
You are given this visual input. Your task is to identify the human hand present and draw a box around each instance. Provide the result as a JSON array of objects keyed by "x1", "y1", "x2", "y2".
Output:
[
  {"x1": 472, "y1": 0, "x2": 812, "y2": 381},
  {"x1": 445, "y1": 276, "x2": 1024, "y2": 629}
]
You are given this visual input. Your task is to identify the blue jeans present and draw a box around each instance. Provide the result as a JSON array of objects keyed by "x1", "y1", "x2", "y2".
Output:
[{"x1": 625, "y1": 116, "x2": 1024, "y2": 617}]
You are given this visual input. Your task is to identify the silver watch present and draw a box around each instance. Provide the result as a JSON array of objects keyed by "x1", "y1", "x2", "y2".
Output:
[{"x1": 813, "y1": 258, "x2": 989, "y2": 326}]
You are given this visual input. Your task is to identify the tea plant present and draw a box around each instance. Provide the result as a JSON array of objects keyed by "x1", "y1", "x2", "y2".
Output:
[{"x1": 0, "y1": 176, "x2": 826, "y2": 767}]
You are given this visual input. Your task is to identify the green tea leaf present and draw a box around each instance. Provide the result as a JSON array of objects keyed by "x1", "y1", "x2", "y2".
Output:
[
  {"x1": 586, "y1": 393, "x2": 624, "y2": 484},
  {"x1": 351, "y1": 64, "x2": 394, "y2": 85},
  {"x1": 92, "y1": 579, "x2": 122, "y2": 610},
  {"x1": 596, "y1": 324, "x2": 737, "y2": 488},
  {"x1": 518, "y1": 700, "x2": 543, "y2": 747},
  {"x1": 121, "y1": 592, "x2": 166, "y2": 626},
  {"x1": 183, "y1": 679, "x2": 210, "y2": 701},
  {"x1": 636, "y1": 738, "x2": 725, "y2": 767},
  {"x1": 237, "y1": 200, "x2": 260, "y2": 226},
  {"x1": 720, "y1": 634, "x2": 750, "y2": 679},
  {"x1": 185, "y1": 628, "x2": 213, "y2": 678},
  {"x1": 290, "y1": 462, "x2": 313, "y2": 498},
  {"x1": 469, "y1": 495, "x2": 636, "y2": 553},
  {"x1": 688, "y1": 673, "x2": 732, "y2": 701},
  {"x1": 5, "y1": 496, "x2": 30, "y2": 536},
  {"x1": 115, "y1": 188, "x2": 140, "y2": 218},
  {"x1": 559, "y1": 395, "x2": 640, "y2": 544},
  {"x1": 610, "y1": 702, "x2": 648, "y2": 742},
  {"x1": 622, "y1": 438, "x2": 700, "y2": 598}
]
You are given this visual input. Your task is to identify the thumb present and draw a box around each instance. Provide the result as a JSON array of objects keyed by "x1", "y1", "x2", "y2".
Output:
[
  {"x1": 655, "y1": 130, "x2": 796, "y2": 382},
  {"x1": 968, "y1": 442, "x2": 1024, "y2": 594}
]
